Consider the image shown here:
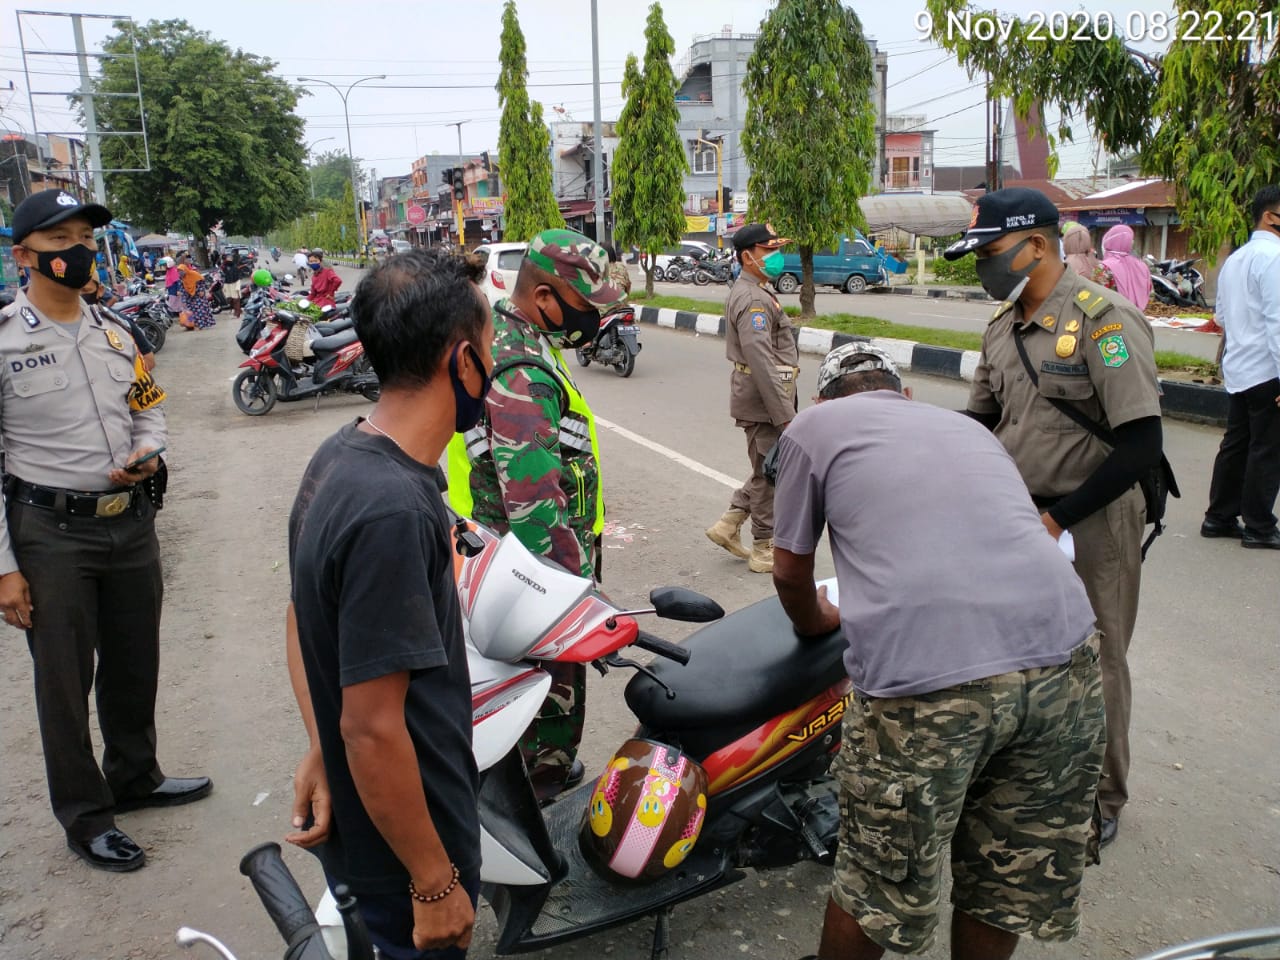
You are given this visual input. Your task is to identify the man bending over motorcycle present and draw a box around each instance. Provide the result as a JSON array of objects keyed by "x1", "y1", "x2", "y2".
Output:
[
  {"x1": 286, "y1": 248, "x2": 495, "y2": 959},
  {"x1": 770, "y1": 344, "x2": 1106, "y2": 960}
]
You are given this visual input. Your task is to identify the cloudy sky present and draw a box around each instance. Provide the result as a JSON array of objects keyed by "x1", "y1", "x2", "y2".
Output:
[{"x1": 1, "y1": 0, "x2": 1177, "y2": 185}]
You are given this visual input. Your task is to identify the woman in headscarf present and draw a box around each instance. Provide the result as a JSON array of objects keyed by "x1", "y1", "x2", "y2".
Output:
[
  {"x1": 177, "y1": 258, "x2": 216, "y2": 330},
  {"x1": 1062, "y1": 221, "x2": 1117, "y2": 290},
  {"x1": 1100, "y1": 224, "x2": 1153, "y2": 312}
]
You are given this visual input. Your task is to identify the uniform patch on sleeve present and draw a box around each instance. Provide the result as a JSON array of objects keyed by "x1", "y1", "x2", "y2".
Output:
[
  {"x1": 1090, "y1": 322, "x2": 1123, "y2": 341},
  {"x1": 1097, "y1": 334, "x2": 1129, "y2": 368},
  {"x1": 128, "y1": 353, "x2": 166, "y2": 411},
  {"x1": 750, "y1": 311, "x2": 767, "y2": 331}
]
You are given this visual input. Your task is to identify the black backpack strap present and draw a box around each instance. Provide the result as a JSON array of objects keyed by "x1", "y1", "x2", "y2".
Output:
[{"x1": 1013, "y1": 331, "x2": 1116, "y2": 443}]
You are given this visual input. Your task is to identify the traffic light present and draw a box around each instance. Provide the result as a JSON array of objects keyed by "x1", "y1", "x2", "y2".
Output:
[
  {"x1": 480, "y1": 151, "x2": 491, "y2": 172},
  {"x1": 722, "y1": 187, "x2": 732, "y2": 212},
  {"x1": 442, "y1": 168, "x2": 455, "y2": 186},
  {"x1": 453, "y1": 168, "x2": 466, "y2": 202}
]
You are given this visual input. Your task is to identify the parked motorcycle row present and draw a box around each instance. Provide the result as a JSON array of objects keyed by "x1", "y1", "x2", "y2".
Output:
[
  {"x1": 1146, "y1": 254, "x2": 1209, "y2": 309},
  {"x1": 652, "y1": 248, "x2": 737, "y2": 286},
  {"x1": 232, "y1": 280, "x2": 379, "y2": 416}
]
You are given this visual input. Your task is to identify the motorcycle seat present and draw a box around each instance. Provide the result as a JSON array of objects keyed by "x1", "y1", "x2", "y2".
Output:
[
  {"x1": 310, "y1": 328, "x2": 358, "y2": 354},
  {"x1": 624, "y1": 595, "x2": 847, "y2": 731},
  {"x1": 314, "y1": 317, "x2": 354, "y2": 337}
]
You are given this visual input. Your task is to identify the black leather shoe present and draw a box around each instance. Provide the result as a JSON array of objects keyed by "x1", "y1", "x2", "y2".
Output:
[
  {"x1": 114, "y1": 776, "x2": 213, "y2": 812},
  {"x1": 67, "y1": 828, "x2": 145, "y2": 872},
  {"x1": 564, "y1": 759, "x2": 586, "y2": 790},
  {"x1": 1100, "y1": 817, "x2": 1119, "y2": 848},
  {"x1": 1242, "y1": 529, "x2": 1280, "y2": 550},
  {"x1": 1200, "y1": 518, "x2": 1245, "y2": 538}
]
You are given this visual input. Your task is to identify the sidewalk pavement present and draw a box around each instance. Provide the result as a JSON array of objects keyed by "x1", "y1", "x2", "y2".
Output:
[{"x1": 631, "y1": 302, "x2": 1230, "y2": 428}]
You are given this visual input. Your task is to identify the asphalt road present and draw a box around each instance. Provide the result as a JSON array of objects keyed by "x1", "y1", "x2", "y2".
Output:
[
  {"x1": 0, "y1": 299, "x2": 1274, "y2": 960},
  {"x1": 634, "y1": 271, "x2": 1223, "y2": 362}
]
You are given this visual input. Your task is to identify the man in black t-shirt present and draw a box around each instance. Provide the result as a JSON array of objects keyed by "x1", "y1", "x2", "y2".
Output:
[{"x1": 287, "y1": 248, "x2": 495, "y2": 959}]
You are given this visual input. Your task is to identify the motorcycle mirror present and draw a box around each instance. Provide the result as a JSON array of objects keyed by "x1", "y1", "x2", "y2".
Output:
[
  {"x1": 649, "y1": 587, "x2": 724, "y2": 623},
  {"x1": 283, "y1": 274, "x2": 295, "y2": 282},
  {"x1": 320, "y1": 304, "x2": 334, "y2": 314},
  {"x1": 297, "y1": 298, "x2": 311, "y2": 310}
]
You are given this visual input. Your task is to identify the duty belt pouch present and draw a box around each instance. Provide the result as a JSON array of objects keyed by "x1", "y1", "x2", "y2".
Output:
[
  {"x1": 1013, "y1": 332, "x2": 1179, "y2": 560},
  {"x1": 142, "y1": 458, "x2": 168, "y2": 510}
]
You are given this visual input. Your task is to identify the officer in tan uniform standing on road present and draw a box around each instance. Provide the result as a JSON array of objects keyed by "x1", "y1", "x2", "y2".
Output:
[
  {"x1": 706, "y1": 223, "x2": 800, "y2": 573},
  {"x1": 0, "y1": 190, "x2": 211, "y2": 874},
  {"x1": 954, "y1": 188, "x2": 1164, "y2": 850}
]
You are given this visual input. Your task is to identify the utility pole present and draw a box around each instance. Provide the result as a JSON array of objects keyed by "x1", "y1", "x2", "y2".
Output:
[
  {"x1": 71, "y1": 14, "x2": 116, "y2": 279},
  {"x1": 695, "y1": 134, "x2": 724, "y2": 248},
  {"x1": 590, "y1": 0, "x2": 607, "y2": 246},
  {"x1": 449, "y1": 120, "x2": 469, "y2": 249}
]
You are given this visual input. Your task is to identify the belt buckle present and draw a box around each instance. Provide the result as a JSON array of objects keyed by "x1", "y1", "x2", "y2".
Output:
[{"x1": 95, "y1": 492, "x2": 130, "y2": 518}]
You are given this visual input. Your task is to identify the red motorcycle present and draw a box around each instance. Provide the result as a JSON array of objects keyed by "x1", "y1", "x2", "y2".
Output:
[{"x1": 232, "y1": 309, "x2": 379, "y2": 416}]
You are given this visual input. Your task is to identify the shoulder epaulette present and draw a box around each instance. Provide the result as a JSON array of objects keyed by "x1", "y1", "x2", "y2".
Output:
[
  {"x1": 991, "y1": 300, "x2": 1015, "y2": 322},
  {"x1": 1074, "y1": 287, "x2": 1115, "y2": 320}
]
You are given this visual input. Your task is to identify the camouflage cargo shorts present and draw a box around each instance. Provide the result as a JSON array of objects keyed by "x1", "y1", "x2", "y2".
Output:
[{"x1": 831, "y1": 632, "x2": 1105, "y2": 953}]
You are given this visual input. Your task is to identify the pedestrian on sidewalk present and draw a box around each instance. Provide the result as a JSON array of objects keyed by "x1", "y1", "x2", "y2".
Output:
[
  {"x1": 1063, "y1": 222, "x2": 1116, "y2": 291},
  {"x1": 956, "y1": 187, "x2": 1164, "y2": 850},
  {"x1": 1201, "y1": 184, "x2": 1280, "y2": 549},
  {"x1": 773, "y1": 342, "x2": 1104, "y2": 960},
  {"x1": 1100, "y1": 225, "x2": 1153, "y2": 312},
  {"x1": 706, "y1": 222, "x2": 799, "y2": 574},
  {"x1": 221, "y1": 249, "x2": 246, "y2": 320},
  {"x1": 288, "y1": 248, "x2": 491, "y2": 957},
  {"x1": 0, "y1": 189, "x2": 210, "y2": 873}
]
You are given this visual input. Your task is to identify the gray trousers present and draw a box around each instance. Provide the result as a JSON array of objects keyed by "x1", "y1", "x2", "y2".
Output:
[
  {"x1": 730, "y1": 420, "x2": 783, "y2": 541},
  {"x1": 1070, "y1": 484, "x2": 1144, "y2": 822},
  {"x1": 9, "y1": 497, "x2": 165, "y2": 841}
]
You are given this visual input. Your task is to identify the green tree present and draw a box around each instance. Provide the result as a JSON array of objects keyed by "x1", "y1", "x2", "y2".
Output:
[
  {"x1": 308, "y1": 150, "x2": 366, "y2": 203},
  {"x1": 923, "y1": 0, "x2": 1280, "y2": 259},
  {"x1": 612, "y1": 6, "x2": 689, "y2": 297},
  {"x1": 742, "y1": 0, "x2": 877, "y2": 316},
  {"x1": 88, "y1": 19, "x2": 308, "y2": 261},
  {"x1": 496, "y1": 1, "x2": 564, "y2": 241}
]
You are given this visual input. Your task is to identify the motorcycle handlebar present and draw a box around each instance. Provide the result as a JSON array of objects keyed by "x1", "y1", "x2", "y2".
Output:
[
  {"x1": 633, "y1": 630, "x2": 691, "y2": 665},
  {"x1": 238, "y1": 842, "x2": 334, "y2": 960}
]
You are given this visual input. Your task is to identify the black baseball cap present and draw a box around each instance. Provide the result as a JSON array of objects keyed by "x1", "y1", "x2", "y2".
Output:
[
  {"x1": 12, "y1": 188, "x2": 112, "y2": 245},
  {"x1": 943, "y1": 187, "x2": 1059, "y2": 260},
  {"x1": 732, "y1": 222, "x2": 790, "y2": 253}
]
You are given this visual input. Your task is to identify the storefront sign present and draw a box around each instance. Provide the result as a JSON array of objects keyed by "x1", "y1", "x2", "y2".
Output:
[{"x1": 1076, "y1": 209, "x2": 1148, "y2": 227}]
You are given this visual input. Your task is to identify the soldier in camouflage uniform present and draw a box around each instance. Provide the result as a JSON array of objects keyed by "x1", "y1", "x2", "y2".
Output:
[
  {"x1": 770, "y1": 344, "x2": 1105, "y2": 959},
  {"x1": 447, "y1": 228, "x2": 623, "y2": 802}
]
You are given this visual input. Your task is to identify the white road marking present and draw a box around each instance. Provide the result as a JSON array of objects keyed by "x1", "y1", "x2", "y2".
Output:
[{"x1": 595, "y1": 416, "x2": 739, "y2": 490}]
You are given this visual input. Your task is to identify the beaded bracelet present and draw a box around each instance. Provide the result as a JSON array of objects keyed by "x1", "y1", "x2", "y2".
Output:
[{"x1": 409, "y1": 863, "x2": 460, "y2": 904}]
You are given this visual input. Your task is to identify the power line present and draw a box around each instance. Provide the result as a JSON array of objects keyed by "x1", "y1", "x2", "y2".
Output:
[{"x1": 887, "y1": 55, "x2": 952, "y2": 89}]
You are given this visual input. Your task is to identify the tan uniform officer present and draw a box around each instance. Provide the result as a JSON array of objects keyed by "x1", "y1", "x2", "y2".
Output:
[
  {"x1": 706, "y1": 222, "x2": 800, "y2": 573},
  {"x1": 1, "y1": 189, "x2": 211, "y2": 873},
  {"x1": 953, "y1": 187, "x2": 1163, "y2": 849}
]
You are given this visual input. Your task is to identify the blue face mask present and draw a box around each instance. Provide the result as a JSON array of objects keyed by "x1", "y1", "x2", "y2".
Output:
[
  {"x1": 308, "y1": 262, "x2": 321, "y2": 273},
  {"x1": 449, "y1": 342, "x2": 492, "y2": 432}
]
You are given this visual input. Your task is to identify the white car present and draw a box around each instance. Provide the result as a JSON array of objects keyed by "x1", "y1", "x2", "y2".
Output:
[
  {"x1": 650, "y1": 240, "x2": 717, "y2": 278},
  {"x1": 475, "y1": 242, "x2": 529, "y2": 304}
]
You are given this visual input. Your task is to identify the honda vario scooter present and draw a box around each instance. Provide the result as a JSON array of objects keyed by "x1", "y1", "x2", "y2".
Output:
[
  {"x1": 575, "y1": 305, "x2": 642, "y2": 378},
  {"x1": 312, "y1": 515, "x2": 850, "y2": 959}
]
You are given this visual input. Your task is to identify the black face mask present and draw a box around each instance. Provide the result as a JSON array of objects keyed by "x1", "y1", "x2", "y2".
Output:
[
  {"x1": 80, "y1": 292, "x2": 99, "y2": 306},
  {"x1": 449, "y1": 342, "x2": 492, "y2": 432},
  {"x1": 973, "y1": 237, "x2": 1040, "y2": 303},
  {"x1": 32, "y1": 244, "x2": 97, "y2": 290},
  {"x1": 537, "y1": 285, "x2": 601, "y2": 346}
]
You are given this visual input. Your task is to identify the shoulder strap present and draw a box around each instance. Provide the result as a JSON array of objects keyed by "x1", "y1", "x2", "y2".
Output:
[
  {"x1": 1013, "y1": 329, "x2": 1116, "y2": 445},
  {"x1": 490, "y1": 356, "x2": 569, "y2": 419}
]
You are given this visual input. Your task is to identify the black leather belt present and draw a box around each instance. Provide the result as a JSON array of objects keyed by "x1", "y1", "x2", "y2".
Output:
[{"x1": 6, "y1": 478, "x2": 137, "y2": 518}]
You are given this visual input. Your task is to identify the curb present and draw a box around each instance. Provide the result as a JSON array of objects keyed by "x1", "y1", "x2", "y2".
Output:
[
  {"x1": 631, "y1": 305, "x2": 1228, "y2": 427},
  {"x1": 888, "y1": 285, "x2": 993, "y2": 302}
]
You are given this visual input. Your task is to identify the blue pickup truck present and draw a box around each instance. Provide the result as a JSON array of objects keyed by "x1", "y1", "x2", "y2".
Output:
[{"x1": 772, "y1": 230, "x2": 890, "y2": 295}]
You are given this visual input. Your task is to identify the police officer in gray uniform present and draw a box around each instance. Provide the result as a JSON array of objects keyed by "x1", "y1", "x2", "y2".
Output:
[
  {"x1": 706, "y1": 223, "x2": 800, "y2": 574},
  {"x1": 1, "y1": 190, "x2": 211, "y2": 872}
]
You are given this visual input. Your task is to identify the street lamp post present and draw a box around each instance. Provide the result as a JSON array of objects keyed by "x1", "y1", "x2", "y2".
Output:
[
  {"x1": 695, "y1": 135, "x2": 724, "y2": 248},
  {"x1": 305, "y1": 136, "x2": 335, "y2": 200},
  {"x1": 298, "y1": 75, "x2": 385, "y2": 259}
]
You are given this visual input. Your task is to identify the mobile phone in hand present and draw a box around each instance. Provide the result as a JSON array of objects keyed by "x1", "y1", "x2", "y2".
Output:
[{"x1": 125, "y1": 446, "x2": 166, "y2": 471}]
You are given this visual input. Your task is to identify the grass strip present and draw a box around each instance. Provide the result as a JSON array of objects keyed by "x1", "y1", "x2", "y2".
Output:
[{"x1": 631, "y1": 294, "x2": 1219, "y2": 375}]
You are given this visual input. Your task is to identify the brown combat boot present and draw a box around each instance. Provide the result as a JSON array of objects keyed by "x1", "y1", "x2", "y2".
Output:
[
  {"x1": 706, "y1": 508, "x2": 750, "y2": 559},
  {"x1": 748, "y1": 538, "x2": 774, "y2": 574}
]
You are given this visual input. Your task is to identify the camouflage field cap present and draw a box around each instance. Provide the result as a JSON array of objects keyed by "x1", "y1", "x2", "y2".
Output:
[
  {"x1": 816, "y1": 343, "x2": 900, "y2": 395},
  {"x1": 525, "y1": 228, "x2": 625, "y2": 309}
]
